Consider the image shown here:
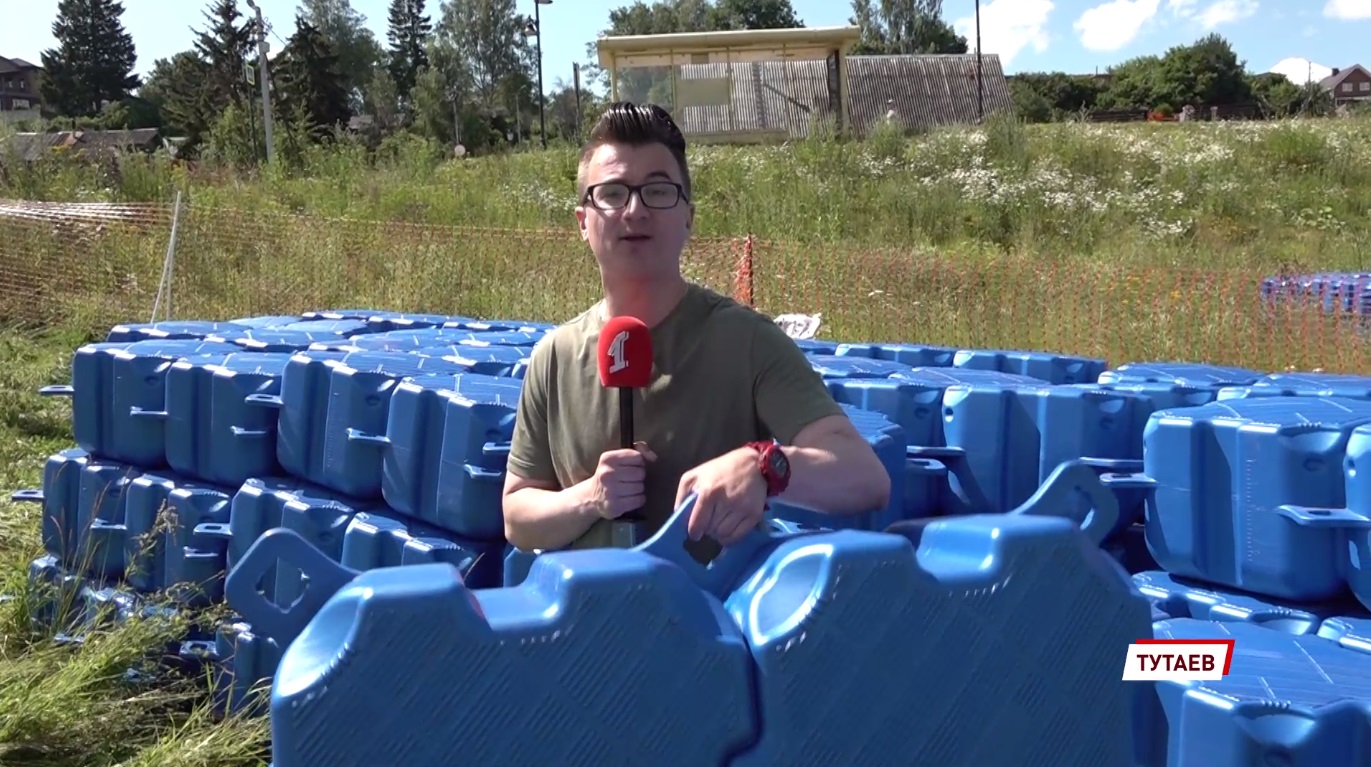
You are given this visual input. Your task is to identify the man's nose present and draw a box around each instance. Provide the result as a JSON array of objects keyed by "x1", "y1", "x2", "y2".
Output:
[{"x1": 622, "y1": 189, "x2": 651, "y2": 218}]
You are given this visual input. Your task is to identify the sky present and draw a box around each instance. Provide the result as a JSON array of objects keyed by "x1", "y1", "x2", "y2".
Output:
[{"x1": 0, "y1": 0, "x2": 1367, "y2": 89}]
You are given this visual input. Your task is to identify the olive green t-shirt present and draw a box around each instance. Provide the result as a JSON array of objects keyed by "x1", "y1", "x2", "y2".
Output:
[{"x1": 506, "y1": 282, "x2": 845, "y2": 558}]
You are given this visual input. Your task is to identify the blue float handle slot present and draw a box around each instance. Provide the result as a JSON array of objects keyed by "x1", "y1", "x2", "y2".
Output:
[
  {"x1": 243, "y1": 393, "x2": 283, "y2": 408},
  {"x1": 345, "y1": 428, "x2": 391, "y2": 448},
  {"x1": 1006, "y1": 459, "x2": 1135, "y2": 545},
  {"x1": 635, "y1": 492, "x2": 823, "y2": 600},
  {"x1": 1277, "y1": 504, "x2": 1371, "y2": 528},
  {"x1": 223, "y1": 527, "x2": 360, "y2": 648}
]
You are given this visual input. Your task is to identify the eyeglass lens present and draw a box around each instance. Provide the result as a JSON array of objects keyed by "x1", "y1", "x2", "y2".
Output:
[{"x1": 592, "y1": 182, "x2": 681, "y2": 209}]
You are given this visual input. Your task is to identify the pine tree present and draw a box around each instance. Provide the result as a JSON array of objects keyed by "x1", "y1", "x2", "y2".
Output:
[
  {"x1": 39, "y1": 0, "x2": 140, "y2": 116},
  {"x1": 192, "y1": 0, "x2": 255, "y2": 108},
  {"x1": 274, "y1": 15, "x2": 352, "y2": 138},
  {"x1": 386, "y1": 0, "x2": 431, "y2": 102}
]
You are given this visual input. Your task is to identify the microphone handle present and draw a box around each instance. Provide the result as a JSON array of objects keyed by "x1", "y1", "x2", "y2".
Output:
[
  {"x1": 619, "y1": 386, "x2": 634, "y2": 450},
  {"x1": 618, "y1": 387, "x2": 644, "y2": 522}
]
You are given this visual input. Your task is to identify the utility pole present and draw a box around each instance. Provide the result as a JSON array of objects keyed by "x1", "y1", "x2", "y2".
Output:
[
  {"x1": 975, "y1": 0, "x2": 984, "y2": 122},
  {"x1": 573, "y1": 62, "x2": 582, "y2": 141},
  {"x1": 245, "y1": 0, "x2": 276, "y2": 163}
]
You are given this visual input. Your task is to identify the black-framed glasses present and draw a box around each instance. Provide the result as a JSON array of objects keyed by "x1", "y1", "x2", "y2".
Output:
[{"x1": 584, "y1": 181, "x2": 688, "y2": 210}]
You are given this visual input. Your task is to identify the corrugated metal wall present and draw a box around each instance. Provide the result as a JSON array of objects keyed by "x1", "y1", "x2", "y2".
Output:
[{"x1": 667, "y1": 53, "x2": 1014, "y2": 139}]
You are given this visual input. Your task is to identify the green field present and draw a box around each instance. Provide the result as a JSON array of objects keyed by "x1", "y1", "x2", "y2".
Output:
[{"x1": 1, "y1": 114, "x2": 1369, "y2": 765}]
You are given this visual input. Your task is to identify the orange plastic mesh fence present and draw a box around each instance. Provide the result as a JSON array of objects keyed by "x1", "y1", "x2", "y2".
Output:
[{"x1": 1, "y1": 199, "x2": 1365, "y2": 374}]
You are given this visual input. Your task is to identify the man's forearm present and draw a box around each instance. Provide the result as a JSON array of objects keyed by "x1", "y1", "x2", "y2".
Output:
[
  {"x1": 504, "y1": 479, "x2": 601, "y2": 551},
  {"x1": 775, "y1": 440, "x2": 892, "y2": 515}
]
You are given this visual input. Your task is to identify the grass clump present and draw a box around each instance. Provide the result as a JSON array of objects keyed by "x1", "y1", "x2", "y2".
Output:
[{"x1": 0, "y1": 327, "x2": 270, "y2": 767}]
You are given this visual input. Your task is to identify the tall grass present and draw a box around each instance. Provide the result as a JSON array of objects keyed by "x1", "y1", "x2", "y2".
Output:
[
  {"x1": 0, "y1": 329, "x2": 270, "y2": 767},
  {"x1": 4, "y1": 114, "x2": 1371, "y2": 272}
]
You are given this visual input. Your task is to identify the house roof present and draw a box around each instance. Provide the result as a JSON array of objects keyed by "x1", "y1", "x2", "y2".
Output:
[
  {"x1": 659, "y1": 53, "x2": 1013, "y2": 138},
  {"x1": 1319, "y1": 64, "x2": 1370, "y2": 90},
  {"x1": 5, "y1": 128, "x2": 162, "y2": 162},
  {"x1": 0, "y1": 56, "x2": 41, "y2": 73}
]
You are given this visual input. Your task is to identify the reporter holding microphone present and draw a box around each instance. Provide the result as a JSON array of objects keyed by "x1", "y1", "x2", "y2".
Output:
[{"x1": 500, "y1": 103, "x2": 891, "y2": 562}]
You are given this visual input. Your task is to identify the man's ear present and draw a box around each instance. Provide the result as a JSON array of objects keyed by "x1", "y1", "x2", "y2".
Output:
[
  {"x1": 575, "y1": 205, "x2": 589, "y2": 241},
  {"x1": 686, "y1": 202, "x2": 695, "y2": 230}
]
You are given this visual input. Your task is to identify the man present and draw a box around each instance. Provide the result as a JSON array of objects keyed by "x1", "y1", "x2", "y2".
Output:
[{"x1": 501, "y1": 102, "x2": 891, "y2": 561}]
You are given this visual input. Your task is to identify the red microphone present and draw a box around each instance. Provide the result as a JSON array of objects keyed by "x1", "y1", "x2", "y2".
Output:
[
  {"x1": 597, "y1": 315, "x2": 653, "y2": 448},
  {"x1": 598, "y1": 315, "x2": 653, "y2": 525}
]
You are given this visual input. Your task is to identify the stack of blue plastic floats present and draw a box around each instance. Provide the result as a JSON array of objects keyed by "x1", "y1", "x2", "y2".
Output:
[
  {"x1": 14, "y1": 309, "x2": 1371, "y2": 767},
  {"x1": 1261, "y1": 270, "x2": 1371, "y2": 321}
]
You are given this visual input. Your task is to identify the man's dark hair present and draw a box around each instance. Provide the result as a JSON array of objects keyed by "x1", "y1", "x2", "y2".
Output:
[{"x1": 577, "y1": 102, "x2": 691, "y2": 201}]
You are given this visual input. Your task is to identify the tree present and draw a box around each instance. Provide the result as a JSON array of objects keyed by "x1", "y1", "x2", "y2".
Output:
[
  {"x1": 412, "y1": 35, "x2": 466, "y2": 144},
  {"x1": 709, "y1": 0, "x2": 801, "y2": 30},
  {"x1": 363, "y1": 67, "x2": 402, "y2": 132},
  {"x1": 436, "y1": 0, "x2": 533, "y2": 116},
  {"x1": 386, "y1": 0, "x2": 433, "y2": 103},
  {"x1": 273, "y1": 14, "x2": 353, "y2": 138},
  {"x1": 299, "y1": 0, "x2": 384, "y2": 109},
  {"x1": 39, "y1": 0, "x2": 141, "y2": 117},
  {"x1": 848, "y1": 0, "x2": 968, "y2": 55},
  {"x1": 1156, "y1": 34, "x2": 1252, "y2": 108},
  {"x1": 139, "y1": 51, "x2": 213, "y2": 140},
  {"x1": 1098, "y1": 35, "x2": 1251, "y2": 113},
  {"x1": 192, "y1": 0, "x2": 255, "y2": 109},
  {"x1": 1247, "y1": 73, "x2": 1331, "y2": 118},
  {"x1": 1007, "y1": 72, "x2": 1107, "y2": 122}
]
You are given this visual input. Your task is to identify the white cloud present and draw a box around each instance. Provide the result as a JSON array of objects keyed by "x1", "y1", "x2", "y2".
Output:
[
  {"x1": 1074, "y1": 0, "x2": 1161, "y2": 52},
  {"x1": 1189, "y1": 0, "x2": 1259, "y2": 27},
  {"x1": 953, "y1": 0, "x2": 1055, "y2": 68},
  {"x1": 1268, "y1": 57, "x2": 1332, "y2": 84},
  {"x1": 1168, "y1": 0, "x2": 1259, "y2": 28},
  {"x1": 1324, "y1": 0, "x2": 1371, "y2": 20}
]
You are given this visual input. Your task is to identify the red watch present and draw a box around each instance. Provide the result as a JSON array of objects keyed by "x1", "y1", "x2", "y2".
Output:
[{"x1": 747, "y1": 440, "x2": 790, "y2": 497}]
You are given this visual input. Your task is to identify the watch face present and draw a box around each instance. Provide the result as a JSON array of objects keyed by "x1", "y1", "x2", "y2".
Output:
[{"x1": 768, "y1": 448, "x2": 788, "y2": 476}]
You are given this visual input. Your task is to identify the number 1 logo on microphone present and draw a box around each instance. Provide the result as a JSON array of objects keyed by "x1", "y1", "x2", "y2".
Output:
[{"x1": 608, "y1": 330, "x2": 629, "y2": 373}]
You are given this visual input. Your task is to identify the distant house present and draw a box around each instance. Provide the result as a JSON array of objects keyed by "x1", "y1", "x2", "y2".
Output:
[
  {"x1": 655, "y1": 53, "x2": 1014, "y2": 141},
  {"x1": 1319, "y1": 64, "x2": 1371, "y2": 104},
  {"x1": 0, "y1": 55, "x2": 44, "y2": 120},
  {"x1": 5, "y1": 128, "x2": 165, "y2": 162}
]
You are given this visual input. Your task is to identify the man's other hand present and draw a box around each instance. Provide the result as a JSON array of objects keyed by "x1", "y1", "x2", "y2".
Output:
[{"x1": 675, "y1": 447, "x2": 768, "y2": 546}]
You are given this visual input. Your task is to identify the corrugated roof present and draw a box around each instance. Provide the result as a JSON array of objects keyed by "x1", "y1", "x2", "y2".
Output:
[
  {"x1": 4, "y1": 129, "x2": 163, "y2": 162},
  {"x1": 655, "y1": 53, "x2": 1012, "y2": 138}
]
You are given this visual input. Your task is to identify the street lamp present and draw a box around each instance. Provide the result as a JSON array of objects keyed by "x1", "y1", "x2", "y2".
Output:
[{"x1": 522, "y1": 0, "x2": 551, "y2": 149}]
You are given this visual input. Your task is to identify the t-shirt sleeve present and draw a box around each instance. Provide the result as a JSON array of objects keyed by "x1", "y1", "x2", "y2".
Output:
[
  {"x1": 750, "y1": 316, "x2": 846, "y2": 445},
  {"x1": 506, "y1": 337, "x2": 559, "y2": 483}
]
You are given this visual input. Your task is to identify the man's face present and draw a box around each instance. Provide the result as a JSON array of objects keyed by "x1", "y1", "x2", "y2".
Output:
[{"x1": 575, "y1": 141, "x2": 694, "y2": 280}]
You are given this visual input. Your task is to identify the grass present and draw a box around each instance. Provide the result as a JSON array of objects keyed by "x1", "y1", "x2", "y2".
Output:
[
  {"x1": 0, "y1": 327, "x2": 270, "y2": 767},
  {"x1": 9, "y1": 113, "x2": 1371, "y2": 267},
  {"x1": 1, "y1": 114, "x2": 1371, "y2": 763},
  {"x1": 3, "y1": 114, "x2": 1371, "y2": 373}
]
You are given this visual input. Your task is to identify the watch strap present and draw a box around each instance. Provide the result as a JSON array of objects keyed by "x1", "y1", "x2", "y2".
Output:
[{"x1": 746, "y1": 440, "x2": 788, "y2": 497}]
